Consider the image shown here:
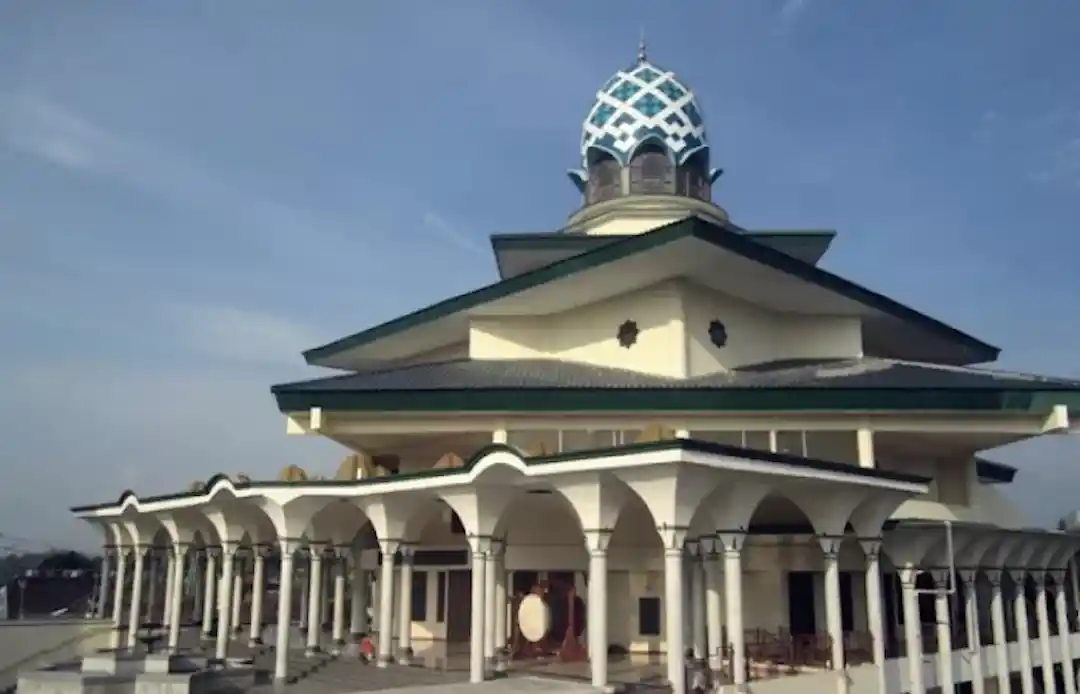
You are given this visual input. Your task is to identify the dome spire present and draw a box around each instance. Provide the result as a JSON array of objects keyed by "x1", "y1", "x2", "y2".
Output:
[{"x1": 637, "y1": 29, "x2": 648, "y2": 64}]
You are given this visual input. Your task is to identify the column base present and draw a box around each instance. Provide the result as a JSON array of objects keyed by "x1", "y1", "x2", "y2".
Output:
[
  {"x1": 397, "y1": 647, "x2": 413, "y2": 666},
  {"x1": 376, "y1": 655, "x2": 392, "y2": 669},
  {"x1": 304, "y1": 646, "x2": 322, "y2": 658},
  {"x1": 247, "y1": 637, "x2": 264, "y2": 648}
]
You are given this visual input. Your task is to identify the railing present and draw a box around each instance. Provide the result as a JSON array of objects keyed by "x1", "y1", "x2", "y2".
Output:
[{"x1": 707, "y1": 628, "x2": 875, "y2": 683}]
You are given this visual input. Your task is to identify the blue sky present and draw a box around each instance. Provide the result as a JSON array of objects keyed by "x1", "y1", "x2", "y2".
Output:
[{"x1": 2, "y1": 0, "x2": 1080, "y2": 551}]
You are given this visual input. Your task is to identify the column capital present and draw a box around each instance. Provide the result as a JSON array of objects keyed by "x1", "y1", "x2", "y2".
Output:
[
  {"x1": 466, "y1": 534, "x2": 490, "y2": 555},
  {"x1": 399, "y1": 543, "x2": 417, "y2": 563},
  {"x1": 219, "y1": 540, "x2": 240, "y2": 556},
  {"x1": 1046, "y1": 567, "x2": 1067, "y2": 582},
  {"x1": 716, "y1": 531, "x2": 746, "y2": 554},
  {"x1": 858, "y1": 536, "x2": 883, "y2": 560},
  {"x1": 278, "y1": 537, "x2": 304, "y2": 557},
  {"x1": 928, "y1": 568, "x2": 952, "y2": 590},
  {"x1": 379, "y1": 537, "x2": 403, "y2": 556},
  {"x1": 897, "y1": 566, "x2": 921, "y2": 587},
  {"x1": 583, "y1": 528, "x2": 613, "y2": 554},
  {"x1": 1006, "y1": 567, "x2": 1027, "y2": 585},
  {"x1": 132, "y1": 543, "x2": 152, "y2": 557},
  {"x1": 956, "y1": 568, "x2": 978, "y2": 585},
  {"x1": 817, "y1": 534, "x2": 845, "y2": 560},
  {"x1": 204, "y1": 544, "x2": 222, "y2": 559},
  {"x1": 656, "y1": 524, "x2": 689, "y2": 551},
  {"x1": 983, "y1": 568, "x2": 1004, "y2": 587},
  {"x1": 489, "y1": 537, "x2": 506, "y2": 556},
  {"x1": 1028, "y1": 569, "x2": 1047, "y2": 583},
  {"x1": 172, "y1": 543, "x2": 191, "y2": 558}
]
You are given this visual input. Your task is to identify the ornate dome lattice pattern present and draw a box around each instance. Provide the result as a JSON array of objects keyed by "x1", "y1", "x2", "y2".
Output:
[{"x1": 581, "y1": 58, "x2": 708, "y2": 168}]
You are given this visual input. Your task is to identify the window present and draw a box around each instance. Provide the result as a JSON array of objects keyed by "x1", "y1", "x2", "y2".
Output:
[
  {"x1": 411, "y1": 571, "x2": 428, "y2": 622},
  {"x1": 629, "y1": 146, "x2": 673, "y2": 195},
  {"x1": 587, "y1": 157, "x2": 621, "y2": 204},
  {"x1": 638, "y1": 596, "x2": 662, "y2": 636},
  {"x1": 436, "y1": 571, "x2": 447, "y2": 623}
]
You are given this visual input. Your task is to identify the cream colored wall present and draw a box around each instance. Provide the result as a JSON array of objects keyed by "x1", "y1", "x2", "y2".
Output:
[
  {"x1": 468, "y1": 280, "x2": 862, "y2": 378},
  {"x1": 681, "y1": 281, "x2": 863, "y2": 375},
  {"x1": 390, "y1": 342, "x2": 469, "y2": 367},
  {"x1": 469, "y1": 282, "x2": 686, "y2": 377}
]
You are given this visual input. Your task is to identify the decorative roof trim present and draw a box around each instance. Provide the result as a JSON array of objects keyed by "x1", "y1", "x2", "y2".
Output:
[{"x1": 70, "y1": 439, "x2": 930, "y2": 515}]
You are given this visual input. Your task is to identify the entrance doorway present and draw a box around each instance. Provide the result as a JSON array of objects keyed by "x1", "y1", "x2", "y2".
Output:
[
  {"x1": 446, "y1": 570, "x2": 471, "y2": 642},
  {"x1": 788, "y1": 571, "x2": 816, "y2": 635}
]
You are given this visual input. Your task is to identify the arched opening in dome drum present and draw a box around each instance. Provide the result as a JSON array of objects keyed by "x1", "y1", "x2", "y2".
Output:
[
  {"x1": 585, "y1": 152, "x2": 621, "y2": 204},
  {"x1": 628, "y1": 143, "x2": 674, "y2": 195},
  {"x1": 676, "y1": 149, "x2": 711, "y2": 201}
]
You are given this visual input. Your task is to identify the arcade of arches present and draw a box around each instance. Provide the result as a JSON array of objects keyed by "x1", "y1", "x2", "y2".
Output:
[{"x1": 77, "y1": 443, "x2": 1080, "y2": 694}]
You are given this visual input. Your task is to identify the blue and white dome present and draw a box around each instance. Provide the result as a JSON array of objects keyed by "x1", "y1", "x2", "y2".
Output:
[{"x1": 580, "y1": 51, "x2": 709, "y2": 168}]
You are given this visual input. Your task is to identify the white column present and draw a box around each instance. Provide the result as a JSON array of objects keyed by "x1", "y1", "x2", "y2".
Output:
[
  {"x1": 690, "y1": 546, "x2": 707, "y2": 662},
  {"x1": 191, "y1": 551, "x2": 204, "y2": 623},
  {"x1": 321, "y1": 566, "x2": 332, "y2": 633},
  {"x1": 703, "y1": 544, "x2": 722, "y2": 665},
  {"x1": 494, "y1": 548, "x2": 508, "y2": 663},
  {"x1": 377, "y1": 539, "x2": 399, "y2": 668},
  {"x1": 661, "y1": 527, "x2": 687, "y2": 694},
  {"x1": 933, "y1": 571, "x2": 955, "y2": 694},
  {"x1": 146, "y1": 552, "x2": 159, "y2": 623},
  {"x1": 1011, "y1": 570, "x2": 1035, "y2": 694},
  {"x1": 820, "y1": 536, "x2": 846, "y2": 671},
  {"x1": 306, "y1": 546, "x2": 325, "y2": 656},
  {"x1": 96, "y1": 550, "x2": 112, "y2": 619},
  {"x1": 988, "y1": 570, "x2": 1013, "y2": 694},
  {"x1": 127, "y1": 546, "x2": 147, "y2": 649},
  {"x1": 215, "y1": 543, "x2": 236, "y2": 660},
  {"x1": 397, "y1": 545, "x2": 415, "y2": 663},
  {"x1": 273, "y1": 540, "x2": 297, "y2": 685},
  {"x1": 201, "y1": 550, "x2": 217, "y2": 638},
  {"x1": 585, "y1": 529, "x2": 611, "y2": 690},
  {"x1": 720, "y1": 533, "x2": 746, "y2": 689},
  {"x1": 167, "y1": 544, "x2": 188, "y2": 651},
  {"x1": 162, "y1": 551, "x2": 175, "y2": 627},
  {"x1": 1053, "y1": 573, "x2": 1077, "y2": 694},
  {"x1": 350, "y1": 557, "x2": 368, "y2": 637},
  {"x1": 298, "y1": 559, "x2": 309, "y2": 632},
  {"x1": 249, "y1": 548, "x2": 266, "y2": 647},
  {"x1": 960, "y1": 571, "x2": 985, "y2": 694},
  {"x1": 468, "y1": 537, "x2": 488, "y2": 684},
  {"x1": 230, "y1": 556, "x2": 244, "y2": 636},
  {"x1": 861, "y1": 539, "x2": 888, "y2": 694},
  {"x1": 110, "y1": 549, "x2": 128, "y2": 649},
  {"x1": 899, "y1": 566, "x2": 925, "y2": 694},
  {"x1": 483, "y1": 544, "x2": 497, "y2": 667},
  {"x1": 1034, "y1": 572, "x2": 1058, "y2": 694},
  {"x1": 332, "y1": 550, "x2": 348, "y2": 653}
]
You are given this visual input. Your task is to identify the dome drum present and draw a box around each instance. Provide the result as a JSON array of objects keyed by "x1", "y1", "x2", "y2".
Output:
[{"x1": 569, "y1": 53, "x2": 723, "y2": 206}]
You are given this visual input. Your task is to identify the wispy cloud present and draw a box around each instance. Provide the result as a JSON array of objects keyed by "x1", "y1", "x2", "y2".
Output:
[
  {"x1": 166, "y1": 303, "x2": 325, "y2": 368},
  {"x1": 778, "y1": 0, "x2": 810, "y2": 24},
  {"x1": 421, "y1": 211, "x2": 488, "y2": 256},
  {"x1": 0, "y1": 93, "x2": 365, "y2": 260}
]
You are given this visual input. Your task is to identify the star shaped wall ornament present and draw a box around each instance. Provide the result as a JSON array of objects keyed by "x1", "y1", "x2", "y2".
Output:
[
  {"x1": 617, "y1": 320, "x2": 639, "y2": 348},
  {"x1": 708, "y1": 320, "x2": 728, "y2": 348}
]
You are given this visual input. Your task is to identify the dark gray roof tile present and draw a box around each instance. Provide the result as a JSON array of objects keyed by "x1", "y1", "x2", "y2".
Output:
[{"x1": 271, "y1": 357, "x2": 1080, "y2": 394}]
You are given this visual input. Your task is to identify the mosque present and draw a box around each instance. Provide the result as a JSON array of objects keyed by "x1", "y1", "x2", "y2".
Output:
[{"x1": 72, "y1": 45, "x2": 1080, "y2": 694}]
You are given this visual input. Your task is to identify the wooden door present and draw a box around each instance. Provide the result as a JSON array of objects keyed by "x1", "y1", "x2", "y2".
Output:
[{"x1": 446, "y1": 570, "x2": 471, "y2": 642}]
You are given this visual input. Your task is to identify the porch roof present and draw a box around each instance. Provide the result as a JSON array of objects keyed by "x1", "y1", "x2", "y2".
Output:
[{"x1": 71, "y1": 438, "x2": 931, "y2": 517}]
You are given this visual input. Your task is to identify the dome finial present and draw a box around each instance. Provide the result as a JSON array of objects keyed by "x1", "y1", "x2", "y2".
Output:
[{"x1": 637, "y1": 29, "x2": 647, "y2": 64}]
